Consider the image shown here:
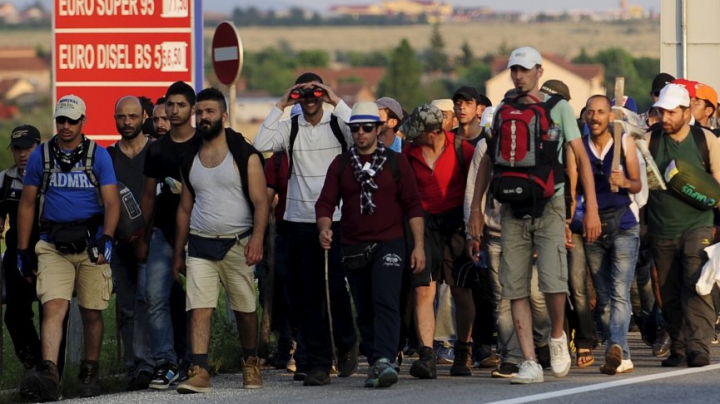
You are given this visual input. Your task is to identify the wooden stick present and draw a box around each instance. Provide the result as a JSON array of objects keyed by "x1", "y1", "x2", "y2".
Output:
[{"x1": 611, "y1": 77, "x2": 625, "y2": 193}]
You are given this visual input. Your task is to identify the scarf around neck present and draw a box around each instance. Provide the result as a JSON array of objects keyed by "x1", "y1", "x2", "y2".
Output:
[{"x1": 349, "y1": 141, "x2": 388, "y2": 215}]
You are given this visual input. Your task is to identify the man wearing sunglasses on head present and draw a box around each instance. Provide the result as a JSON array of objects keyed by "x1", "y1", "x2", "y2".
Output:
[
  {"x1": 254, "y1": 73, "x2": 358, "y2": 386},
  {"x1": 17, "y1": 94, "x2": 120, "y2": 401}
]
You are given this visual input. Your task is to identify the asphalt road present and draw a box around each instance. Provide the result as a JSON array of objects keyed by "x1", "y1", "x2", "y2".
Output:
[{"x1": 55, "y1": 332, "x2": 720, "y2": 404}]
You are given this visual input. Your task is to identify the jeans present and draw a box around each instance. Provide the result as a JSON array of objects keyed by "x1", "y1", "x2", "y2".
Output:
[
  {"x1": 346, "y1": 238, "x2": 405, "y2": 364},
  {"x1": 650, "y1": 226, "x2": 716, "y2": 356},
  {"x1": 141, "y1": 229, "x2": 177, "y2": 366},
  {"x1": 567, "y1": 233, "x2": 598, "y2": 349},
  {"x1": 485, "y1": 235, "x2": 550, "y2": 364},
  {"x1": 286, "y1": 221, "x2": 357, "y2": 372},
  {"x1": 111, "y1": 243, "x2": 153, "y2": 375},
  {"x1": 585, "y1": 225, "x2": 640, "y2": 359}
]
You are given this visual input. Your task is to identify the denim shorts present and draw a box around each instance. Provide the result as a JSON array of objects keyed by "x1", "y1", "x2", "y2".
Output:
[{"x1": 499, "y1": 195, "x2": 568, "y2": 299}]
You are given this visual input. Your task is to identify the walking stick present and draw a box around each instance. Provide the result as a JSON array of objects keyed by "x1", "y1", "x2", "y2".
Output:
[
  {"x1": 324, "y1": 249, "x2": 337, "y2": 369},
  {"x1": 611, "y1": 77, "x2": 625, "y2": 192}
]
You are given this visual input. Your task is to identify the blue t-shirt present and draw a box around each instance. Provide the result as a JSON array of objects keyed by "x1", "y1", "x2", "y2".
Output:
[
  {"x1": 386, "y1": 135, "x2": 403, "y2": 153},
  {"x1": 24, "y1": 141, "x2": 117, "y2": 223}
]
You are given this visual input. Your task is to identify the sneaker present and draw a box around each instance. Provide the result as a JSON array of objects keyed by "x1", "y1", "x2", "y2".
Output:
[
  {"x1": 661, "y1": 353, "x2": 686, "y2": 367},
  {"x1": 242, "y1": 356, "x2": 263, "y2": 389},
  {"x1": 337, "y1": 347, "x2": 358, "y2": 377},
  {"x1": 653, "y1": 330, "x2": 671, "y2": 357},
  {"x1": 127, "y1": 369, "x2": 153, "y2": 391},
  {"x1": 688, "y1": 351, "x2": 710, "y2": 368},
  {"x1": 450, "y1": 342, "x2": 472, "y2": 376},
  {"x1": 473, "y1": 344, "x2": 500, "y2": 368},
  {"x1": 712, "y1": 334, "x2": 719, "y2": 345},
  {"x1": 410, "y1": 346, "x2": 437, "y2": 379},
  {"x1": 286, "y1": 354, "x2": 297, "y2": 373},
  {"x1": 303, "y1": 368, "x2": 330, "y2": 386},
  {"x1": 548, "y1": 332, "x2": 571, "y2": 378},
  {"x1": 78, "y1": 360, "x2": 101, "y2": 398},
  {"x1": 176, "y1": 358, "x2": 190, "y2": 384},
  {"x1": 364, "y1": 358, "x2": 398, "y2": 388},
  {"x1": 599, "y1": 344, "x2": 623, "y2": 376},
  {"x1": 615, "y1": 359, "x2": 634, "y2": 374},
  {"x1": 20, "y1": 360, "x2": 60, "y2": 402},
  {"x1": 177, "y1": 365, "x2": 211, "y2": 394},
  {"x1": 510, "y1": 360, "x2": 544, "y2": 384},
  {"x1": 149, "y1": 362, "x2": 179, "y2": 390},
  {"x1": 492, "y1": 362, "x2": 520, "y2": 379},
  {"x1": 434, "y1": 341, "x2": 454, "y2": 364}
]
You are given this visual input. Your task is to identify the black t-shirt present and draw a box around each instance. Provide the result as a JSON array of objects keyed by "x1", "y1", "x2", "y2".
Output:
[
  {"x1": 0, "y1": 167, "x2": 39, "y2": 267},
  {"x1": 143, "y1": 132, "x2": 200, "y2": 244},
  {"x1": 110, "y1": 140, "x2": 150, "y2": 201}
]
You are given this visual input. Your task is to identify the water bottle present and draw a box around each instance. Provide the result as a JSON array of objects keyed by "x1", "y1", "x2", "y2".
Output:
[{"x1": 547, "y1": 123, "x2": 561, "y2": 141}]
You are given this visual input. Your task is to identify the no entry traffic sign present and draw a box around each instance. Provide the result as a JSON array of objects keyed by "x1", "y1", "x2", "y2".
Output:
[{"x1": 212, "y1": 21, "x2": 243, "y2": 86}]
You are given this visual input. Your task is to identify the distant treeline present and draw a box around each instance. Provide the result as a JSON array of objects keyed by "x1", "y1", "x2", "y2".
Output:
[{"x1": 206, "y1": 7, "x2": 429, "y2": 27}]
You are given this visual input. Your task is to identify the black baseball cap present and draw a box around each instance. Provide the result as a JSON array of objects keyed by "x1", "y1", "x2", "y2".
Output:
[
  {"x1": 651, "y1": 73, "x2": 675, "y2": 94},
  {"x1": 9, "y1": 124, "x2": 41, "y2": 149},
  {"x1": 452, "y1": 86, "x2": 480, "y2": 102}
]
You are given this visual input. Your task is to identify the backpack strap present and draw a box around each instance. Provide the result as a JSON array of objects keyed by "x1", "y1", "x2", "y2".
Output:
[
  {"x1": 690, "y1": 125, "x2": 710, "y2": 173},
  {"x1": 543, "y1": 94, "x2": 563, "y2": 111},
  {"x1": 274, "y1": 150, "x2": 284, "y2": 176},
  {"x1": 38, "y1": 141, "x2": 53, "y2": 219},
  {"x1": 648, "y1": 125, "x2": 662, "y2": 159},
  {"x1": 83, "y1": 138, "x2": 103, "y2": 207},
  {"x1": 288, "y1": 115, "x2": 300, "y2": 176},
  {"x1": 453, "y1": 135, "x2": 466, "y2": 175},
  {"x1": 329, "y1": 115, "x2": 348, "y2": 151},
  {"x1": 0, "y1": 169, "x2": 14, "y2": 202}
]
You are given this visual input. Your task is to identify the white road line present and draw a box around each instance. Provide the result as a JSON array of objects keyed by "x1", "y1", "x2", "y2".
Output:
[{"x1": 486, "y1": 364, "x2": 720, "y2": 404}]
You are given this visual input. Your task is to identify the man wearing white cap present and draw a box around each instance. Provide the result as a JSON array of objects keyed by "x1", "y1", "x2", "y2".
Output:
[
  {"x1": 468, "y1": 46, "x2": 602, "y2": 384},
  {"x1": 645, "y1": 83, "x2": 720, "y2": 368},
  {"x1": 316, "y1": 102, "x2": 425, "y2": 388},
  {"x1": 17, "y1": 94, "x2": 120, "y2": 400}
]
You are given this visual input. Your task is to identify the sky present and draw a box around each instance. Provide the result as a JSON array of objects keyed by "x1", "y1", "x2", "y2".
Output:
[{"x1": 14, "y1": 0, "x2": 661, "y2": 14}]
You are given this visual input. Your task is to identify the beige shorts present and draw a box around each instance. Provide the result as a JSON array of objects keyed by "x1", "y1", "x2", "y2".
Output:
[
  {"x1": 185, "y1": 236, "x2": 256, "y2": 313},
  {"x1": 499, "y1": 195, "x2": 569, "y2": 299},
  {"x1": 35, "y1": 240, "x2": 113, "y2": 310}
]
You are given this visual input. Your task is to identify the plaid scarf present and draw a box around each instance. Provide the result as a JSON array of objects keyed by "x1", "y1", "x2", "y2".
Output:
[{"x1": 349, "y1": 141, "x2": 388, "y2": 215}]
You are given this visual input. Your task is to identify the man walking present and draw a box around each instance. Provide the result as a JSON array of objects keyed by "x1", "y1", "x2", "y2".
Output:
[
  {"x1": 174, "y1": 88, "x2": 268, "y2": 393},
  {"x1": 18, "y1": 95, "x2": 120, "y2": 400},
  {"x1": 316, "y1": 102, "x2": 425, "y2": 388}
]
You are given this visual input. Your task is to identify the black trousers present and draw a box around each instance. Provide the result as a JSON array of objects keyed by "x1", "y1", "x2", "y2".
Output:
[
  {"x1": 650, "y1": 227, "x2": 716, "y2": 356},
  {"x1": 346, "y1": 238, "x2": 405, "y2": 365},
  {"x1": 286, "y1": 221, "x2": 357, "y2": 372}
]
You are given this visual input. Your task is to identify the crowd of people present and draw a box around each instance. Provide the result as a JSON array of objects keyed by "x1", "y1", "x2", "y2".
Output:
[{"x1": 2, "y1": 45, "x2": 719, "y2": 401}]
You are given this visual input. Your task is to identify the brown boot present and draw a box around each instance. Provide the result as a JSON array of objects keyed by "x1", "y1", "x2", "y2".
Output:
[
  {"x1": 177, "y1": 365, "x2": 211, "y2": 394},
  {"x1": 242, "y1": 356, "x2": 263, "y2": 389}
]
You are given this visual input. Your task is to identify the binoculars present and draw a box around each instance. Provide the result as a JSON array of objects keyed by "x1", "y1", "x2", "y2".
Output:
[{"x1": 290, "y1": 87, "x2": 324, "y2": 100}]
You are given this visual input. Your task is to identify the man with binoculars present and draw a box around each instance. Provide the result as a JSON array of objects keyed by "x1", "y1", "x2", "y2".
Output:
[{"x1": 254, "y1": 73, "x2": 358, "y2": 386}]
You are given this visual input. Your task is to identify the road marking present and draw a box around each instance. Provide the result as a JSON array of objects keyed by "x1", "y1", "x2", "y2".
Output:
[{"x1": 486, "y1": 364, "x2": 720, "y2": 404}]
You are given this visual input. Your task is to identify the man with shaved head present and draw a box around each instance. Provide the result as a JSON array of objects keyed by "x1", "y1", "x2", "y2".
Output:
[{"x1": 108, "y1": 95, "x2": 154, "y2": 390}]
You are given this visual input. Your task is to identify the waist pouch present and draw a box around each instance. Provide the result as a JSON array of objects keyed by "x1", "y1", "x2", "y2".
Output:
[
  {"x1": 341, "y1": 242, "x2": 377, "y2": 270},
  {"x1": 187, "y1": 229, "x2": 252, "y2": 261},
  {"x1": 598, "y1": 205, "x2": 628, "y2": 248},
  {"x1": 51, "y1": 224, "x2": 91, "y2": 255}
]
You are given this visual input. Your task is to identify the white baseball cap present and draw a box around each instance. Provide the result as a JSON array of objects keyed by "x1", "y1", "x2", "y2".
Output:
[
  {"x1": 430, "y1": 99, "x2": 454, "y2": 112},
  {"x1": 653, "y1": 83, "x2": 690, "y2": 111},
  {"x1": 54, "y1": 94, "x2": 86, "y2": 120},
  {"x1": 508, "y1": 46, "x2": 543, "y2": 69}
]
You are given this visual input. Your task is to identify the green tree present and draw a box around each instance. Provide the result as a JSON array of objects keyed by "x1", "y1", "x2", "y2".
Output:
[
  {"x1": 425, "y1": 22, "x2": 448, "y2": 72},
  {"x1": 456, "y1": 62, "x2": 491, "y2": 94},
  {"x1": 457, "y1": 40, "x2": 474, "y2": 68},
  {"x1": 296, "y1": 50, "x2": 329, "y2": 68},
  {"x1": 243, "y1": 47, "x2": 297, "y2": 95},
  {"x1": 377, "y1": 39, "x2": 425, "y2": 110}
]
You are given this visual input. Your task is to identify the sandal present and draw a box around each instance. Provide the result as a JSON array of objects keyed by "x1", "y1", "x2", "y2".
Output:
[{"x1": 576, "y1": 349, "x2": 595, "y2": 368}]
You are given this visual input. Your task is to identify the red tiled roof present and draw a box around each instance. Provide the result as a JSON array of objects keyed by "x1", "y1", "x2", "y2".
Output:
[
  {"x1": 294, "y1": 67, "x2": 386, "y2": 89},
  {"x1": 0, "y1": 78, "x2": 20, "y2": 97},
  {"x1": 491, "y1": 53, "x2": 603, "y2": 81},
  {"x1": 0, "y1": 56, "x2": 49, "y2": 71}
]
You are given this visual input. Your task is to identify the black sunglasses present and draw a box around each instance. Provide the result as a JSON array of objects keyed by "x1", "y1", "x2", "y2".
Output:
[
  {"x1": 55, "y1": 116, "x2": 81, "y2": 125},
  {"x1": 349, "y1": 123, "x2": 377, "y2": 133}
]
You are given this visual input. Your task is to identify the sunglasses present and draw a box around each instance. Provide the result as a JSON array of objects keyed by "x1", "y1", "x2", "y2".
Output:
[
  {"x1": 55, "y1": 116, "x2": 82, "y2": 125},
  {"x1": 349, "y1": 123, "x2": 377, "y2": 133}
]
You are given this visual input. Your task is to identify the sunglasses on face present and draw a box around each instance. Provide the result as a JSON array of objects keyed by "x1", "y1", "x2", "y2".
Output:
[
  {"x1": 55, "y1": 116, "x2": 81, "y2": 125},
  {"x1": 349, "y1": 123, "x2": 377, "y2": 133}
]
